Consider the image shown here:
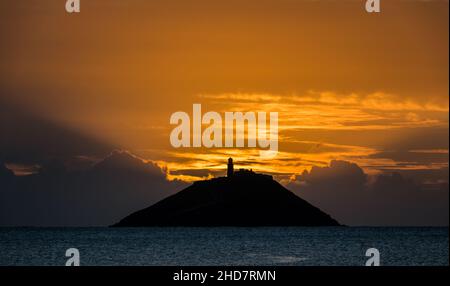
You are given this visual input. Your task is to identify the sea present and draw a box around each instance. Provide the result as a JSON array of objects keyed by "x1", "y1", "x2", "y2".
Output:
[{"x1": 0, "y1": 227, "x2": 448, "y2": 266}]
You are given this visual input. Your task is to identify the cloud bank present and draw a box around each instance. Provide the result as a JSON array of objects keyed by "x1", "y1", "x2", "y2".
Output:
[
  {"x1": 0, "y1": 151, "x2": 187, "y2": 226},
  {"x1": 288, "y1": 160, "x2": 449, "y2": 226}
]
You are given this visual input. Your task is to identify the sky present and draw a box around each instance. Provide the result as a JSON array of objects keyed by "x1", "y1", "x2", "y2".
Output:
[{"x1": 0, "y1": 0, "x2": 448, "y2": 226}]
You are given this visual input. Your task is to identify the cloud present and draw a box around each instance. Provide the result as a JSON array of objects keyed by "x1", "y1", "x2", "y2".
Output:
[
  {"x1": 199, "y1": 91, "x2": 449, "y2": 131},
  {"x1": 287, "y1": 160, "x2": 449, "y2": 226},
  {"x1": 145, "y1": 91, "x2": 447, "y2": 183},
  {"x1": 0, "y1": 99, "x2": 114, "y2": 165},
  {"x1": 0, "y1": 151, "x2": 187, "y2": 226},
  {"x1": 0, "y1": 100, "x2": 189, "y2": 226},
  {"x1": 0, "y1": 162, "x2": 14, "y2": 178}
]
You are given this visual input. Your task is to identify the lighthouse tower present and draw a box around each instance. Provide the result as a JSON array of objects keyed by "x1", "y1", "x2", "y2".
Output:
[{"x1": 227, "y1": 158, "x2": 234, "y2": 177}]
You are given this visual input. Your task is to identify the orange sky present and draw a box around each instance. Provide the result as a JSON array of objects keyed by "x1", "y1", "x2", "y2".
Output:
[{"x1": 0, "y1": 0, "x2": 448, "y2": 182}]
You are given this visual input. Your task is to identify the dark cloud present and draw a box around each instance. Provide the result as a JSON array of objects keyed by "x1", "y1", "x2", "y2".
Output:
[
  {"x1": 0, "y1": 99, "x2": 114, "y2": 164},
  {"x1": 288, "y1": 160, "x2": 449, "y2": 226},
  {"x1": 283, "y1": 127, "x2": 449, "y2": 152},
  {"x1": 369, "y1": 150, "x2": 449, "y2": 166},
  {"x1": 169, "y1": 168, "x2": 222, "y2": 178},
  {"x1": 0, "y1": 162, "x2": 13, "y2": 177},
  {"x1": 0, "y1": 151, "x2": 187, "y2": 226}
]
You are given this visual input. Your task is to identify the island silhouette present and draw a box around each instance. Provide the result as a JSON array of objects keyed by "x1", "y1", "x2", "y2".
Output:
[{"x1": 113, "y1": 158, "x2": 340, "y2": 227}]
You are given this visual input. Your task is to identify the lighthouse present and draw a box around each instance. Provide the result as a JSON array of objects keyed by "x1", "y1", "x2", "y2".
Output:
[{"x1": 227, "y1": 158, "x2": 234, "y2": 177}]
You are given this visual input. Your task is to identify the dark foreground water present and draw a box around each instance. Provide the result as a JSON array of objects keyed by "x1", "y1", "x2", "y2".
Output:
[{"x1": 0, "y1": 227, "x2": 448, "y2": 266}]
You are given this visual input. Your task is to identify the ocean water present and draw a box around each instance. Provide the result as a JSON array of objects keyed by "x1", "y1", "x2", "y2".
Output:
[{"x1": 0, "y1": 227, "x2": 448, "y2": 266}]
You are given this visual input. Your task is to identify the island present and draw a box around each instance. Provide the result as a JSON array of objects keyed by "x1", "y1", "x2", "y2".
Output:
[{"x1": 113, "y1": 158, "x2": 340, "y2": 227}]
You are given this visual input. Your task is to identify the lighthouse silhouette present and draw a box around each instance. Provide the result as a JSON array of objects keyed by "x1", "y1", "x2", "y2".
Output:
[{"x1": 227, "y1": 158, "x2": 234, "y2": 177}]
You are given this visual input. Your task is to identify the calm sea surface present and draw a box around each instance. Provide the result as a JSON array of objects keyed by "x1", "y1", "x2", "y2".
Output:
[{"x1": 0, "y1": 227, "x2": 448, "y2": 266}]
